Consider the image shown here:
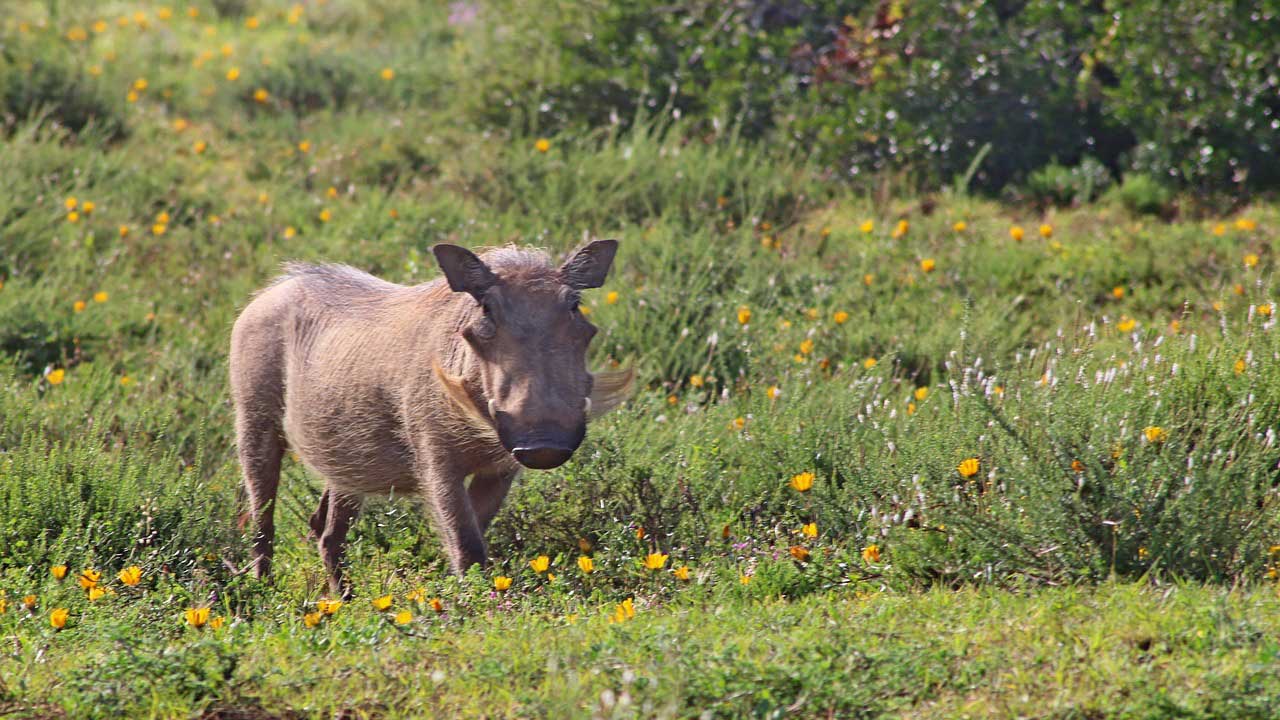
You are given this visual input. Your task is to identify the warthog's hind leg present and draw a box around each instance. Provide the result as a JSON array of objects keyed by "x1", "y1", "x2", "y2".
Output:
[
  {"x1": 308, "y1": 489, "x2": 330, "y2": 542},
  {"x1": 319, "y1": 492, "x2": 362, "y2": 599}
]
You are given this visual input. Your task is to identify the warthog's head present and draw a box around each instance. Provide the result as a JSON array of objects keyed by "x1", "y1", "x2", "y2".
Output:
[{"x1": 431, "y1": 240, "x2": 632, "y2": 470}]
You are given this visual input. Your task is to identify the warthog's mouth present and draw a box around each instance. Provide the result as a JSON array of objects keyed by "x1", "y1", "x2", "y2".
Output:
[{"x1": 511, "y1": 444, "x2": 575, "y2": 470}]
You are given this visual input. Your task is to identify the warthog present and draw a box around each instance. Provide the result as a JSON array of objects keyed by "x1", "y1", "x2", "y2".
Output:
[{"x1": 230, "y1": 241, "x2": 631, "y2": 595}]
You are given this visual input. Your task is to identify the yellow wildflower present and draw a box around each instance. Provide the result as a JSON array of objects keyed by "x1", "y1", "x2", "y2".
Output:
[
  {"x1": 789, "y1": 471, "x2": 814, "y2": 492},
  {"x1": 494, "y1": 576, "x2": 512, "y2": 591},
  {"x1": 372, "y1": 595, "x2": 392, "y2": 611},
  {"x1": 209, "y1": 616, "x2": 225, "y2": 630},
  {"x1": 799, "y1": 339, "x2": 814, "y2": 355},
  {"x1": 1234, "y1": 358, "x2": 1246, "y2": 374},
  {"x1": 1039, "y1": 223, "x2": 1053, "y2": 238},
  {"x1": 643, "y1": 553, "x2": 669, "y2": 571},
  {"x1": 891, "y1": 219, "x2": 909, "y2": 239},
  {"x1": 953, "y1": 221, "x2": 967, "y2": 232},
  {"x1": 380, "y1": 67, "x2": 395, "y2": 81},
  {"x1": 1009, "y1": 225, "x2": 1024, "y2": 242},
  {"x1": 118, "y1": 566, "x2": 142, "y2": 586},
  {"x1": 605, "y1": 290, "x2": 619, "y2": 305},
  {"x1": 93, "y1": 291, "x2": 108, "y2": 303},
  {"x1": 23, "y1": 595, "x2": 37, "y2": 610},
  {"x1": 1112, "y1": 286, "x2": 1125, "y2": 299},
  {"x1": 52, "y1": 565, "x2": 68, "y2": 580},
  {"x1": 87, "y1": 587, "x2": 106, "y2": 601},
  {"x1": 1143, "y1": 426, "x2": 1168, "y2": 444},
  {"x1": 298, "y1": 140, "x2": 311, "y2": 153},
  {"x1": 577, "y1": 556, "x2": 594, "y2": 574},
  {"x1": 253, "y1": 88, "x2": 269, "y2": 103},
  {"x1": 914, "y1": 387, "x2": 929, "y2": 401},
  {"x1": 737, "y1": 306, "x2": 752, "y2": 325},
  {"x1": 303, "y1": 611, "x2": 321, "y2": 628},
  {"x1": 1235, "y1": 218, "x2": 1257, "y2": 231},
  {"x1": 862, "y1": 545, "x2": 881, "y2": 563},
  {"x1": 317, "y1": 599, "x2": 342, "y2": 615},
  {"x1": 958, "y1": 458, "x2": 980, "y2": 478},
  {"x1": 51, "y1": 608, "x2": 69, "y2": 629},
  {"x1": 534, "y1": 138, "x2": 551, "y2": 153},
  {"x1": 863, "y1": 357, "x2": 877, "y2": 369},
  {"x1": 47, "y1": 369, "x2": 66, "y2": 385},
  {"x1": 1259, "y1": 303, "x2": 1273, "y2": 317},
  {"x1": 78, "y1": 569, "x2": 101, "y2": 590},
  {"x1": 1117, "y1": 317, "x2": 1136, "y2": 332},
  {"x1": 731, "y1": 416, "x2": 746, "y2": 431},
  {"x1": 394, "y1": 610, "x2": 412, "y2": 625},
  {"x1": 673, "y1": 566, "x2": 690, "y2": 581},
  {"x1": 185, "y1": 607, "x2": 210, "y2": 628},
  {"x1": 833, "y1": 310, "x2": 849, "y2": 324},
  {"x1": 319, "y1": 209, "x2": 332, "y2": 222},
  {"x1": 226, "y1": 67, "x2": 240, "y2": 81},
  {"x1": 789, "y1": 545, "x2": 811, "y2": 562},
  {"x1": 1245, "y1": 253, "x2": 1260, "y2": 268},
  {"x1": 920, "y1": 258, "x2": 936, "y2": 273},
  {"x1": 529, "y1": 555, "x2": 550, "y2": 573},
  {"x1": 860, "y1": 220, "x2": 874, "y2": 234}
]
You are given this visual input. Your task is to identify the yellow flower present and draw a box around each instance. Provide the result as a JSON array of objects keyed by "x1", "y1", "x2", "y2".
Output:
[
  {"x1": 689, "y1": 374, "x2": 704, "y2": 388},
  {"x1": 643, "y1": 553, "x2": 669, "y2": 570},
  {"x1": 1245, "y1": 253, "x2": 1260, "y2": 268},
  {"x1": 1235, "y1": 218, "x2": 1257, "y2": 231},
  {"x1": 862, "y1": 544, "x2": 881, "y2": 563},
  {"x1": 52, "y1": 565, "x2": 68, "y2": 580},
  {"x1": 1233, "y1": 284, "x2": 1245, "y2": 296},
  {"x1": 319, "y1": 209, "x2": 332, "y2": 223},
  {"x1": 494, "y1": 576, "x2": 512, "y2": 591},
  {"x1": 737, "y1": 306, "x2": 752, "y2": 325},
  {"x1": 372, "y1": 595, "x2": 392, "y2": 611},
  {"x1": 863, "y1": 273, "x2": 875, "y2": 286},
  {"x1": 326, "y1": 185, "x2": 339, "y2": 199},
  {"x1": 22, "y1": 595, "x2": 37, "y2": 610},
  {"x1": 821, "y1": 226, "x2": 832, "y2": 237},
  {"x1": 799, "y1": 339, "x2": 814, "y2": 355},
  {"x1": 731, "y1": 416, "x2": 746, "y2": 431},
  {"x1": 67, "y1": 211, "x2": 80, "y2": 224},
  {"x1": 118, "y1": 566, "x2": 142, "y2": 586},
  {"x1": 253, "y1": 88, "x2": 269, "y2": 103},
  {"x1": 860, "y1": 220, "x2": 874, "y2": 234},
  {"x1": 891, "y1": 219, "x2": 909, "y2": 239},
  {"x1": 158, "y1": 7, "x2": 174, "y2": 20},
  {"x1": 605, "y1": 290, "x2": 619, "y2": 305},
  {"x1": 209, "y1": 616, "x2": 225, "y2": 630},
  {"x1": 226, "y1": 67, "x2": 240, "y2": 81},
  {"x1": 172, "y1": 118, "x2": 189, "y2": 132},
  {"x1": 78, "y1": 569, "x2": 101, "y2": 590},
  {"x1": 907, "y1": 402, "x2": 917, "y2": 415},
  {"x1": 801, "y1": 522, "x2": 817, "y2": 538},
  {"x1": 789, "y1": 545, "x2": 811, "y2": 562},
  {"x1": 317, "y1": 599, "x2": 343, "y2": 615},
  {"x1": 919, "y1": 258, "x2": 936, "y2": 273},
  {"x1": 1259, "y1": 303, "x2": 1273, "y2": 317},
  {"x1": 1117, "y1": 317, "x2": 1136, "y2": 332},
  {"x1": 152, "y1": 223, "x2": 166, "y2": 236},
  {"x1": 1234, "y1": 358, "x2": 1246, "y2": 374},
  {"x1": 64, "y1": 197, "x2": 78, "y2": 210},
  {"x1": 789, "y1": 471, "x2": 814, "y2": 492},
  {"x1": 429, "y1": 597, "x2": 444, "y2": 613},
  {"x1": 1009, "y1": 225, "x2": 1025, "y2": 242},
  {"x1": 283, "y1": 226, "x2": 297, "y2": 239},
  {"x1": 833, "y1": 310, "x2": 849, "y2": 324},
  {"x1": 405, "y1": 587, "x2": 425, "y2": 603},
  {"x1": 81, "y1": 201, "x2": 95, "y2": 215},
  {"x1": 610, "y1": 598, "x2": 636, "y2": 623},
  {"x1": 529, "y1": 555, "x2": 550, "y2": 573},
  {"x1": 957, "y1": 458, "x2": 980, "y2": 478},
  {"x1": 534, "y1": 138, "x2": 551, "y2": 153},
  {"x1": 673, "y1": 566, "x2": 690, "y2": 581},
  {"x1": 1212, "y1": 223, "x2": 1227, "y2": 236},
  {"x1": 185, "y1": 607, "x2": 210, "y2": 628},
  {"x1": 914, "y1": 387, "x2": 929, "y2": 401},
  {"x1": 577, "y1": 556, "x2": 594, "y2": 574},
  {"x1": 1071, "y1": 459, "x2": 1085, "y2": 473},
  {"x1": 863, "y1": 357, "x2": 877, "y2": 369},
  {"x1": 953, "y1": 221, "x2": 967, "y2": 232},
  {"x1": 93, "y1": 291, "x2": 109, "y2": 304},
  {"x1": 119, "y1": 224, "x2": 131, "y2": 237},
  {"x1": 740, "y1": 574, "x2": 753, "y2": 585},
  {"x1": 244, "y1": 15, "x2": 260, "y2": 29},
  {"x1": 1112, "y1": 286, "x2": 1125, "y2": 299},
  {"x1": 1143, "y1": 426, "x2": 1168, "y2": 444},
  {"x1": 380, "y1": 67, "x2": 395, "y2": 81},
  {"x1": 303, "y1": 611, "x2": 322, "y2": 628},
  {"x1": 134, "y1": 78, "x2": 150, "y2": 92},
  {"x1": 126, "y1": 91, "x2": 139, "y2": 104},
  {"x1": 298, "y1": 140, "x2": 311, "y2": 153},
  {"x1": 221, "y1": 43, "x2": 234, "y2": 57},
  {"x1": 1039, "y1": 223, "x2": 1053, "y2": 238},
  {"x1": 50, "y1": 608, "x2": 69, "y2": 630},
  {"x1": 394, "y1": 610, "x2": 412, "y2": 625},
  {"x1": 87, "y1": 587, "x2": 106, "y2": 601}
]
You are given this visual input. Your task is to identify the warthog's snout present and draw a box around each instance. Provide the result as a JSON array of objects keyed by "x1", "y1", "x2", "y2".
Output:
[
  {"x1": 512, "y1": 444, "x2": 575, "y2": 470},
  {"x1": 502, "y1": 421, "x2": 586, "y2": 470}
]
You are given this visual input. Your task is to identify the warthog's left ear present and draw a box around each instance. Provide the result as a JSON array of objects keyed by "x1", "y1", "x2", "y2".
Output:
[
  {"x1": 432, "y1": 244, "x2": 498, "y2": 302},
  {"x1": 559, "y1": 239, "x2": 619, "y2": 290}
]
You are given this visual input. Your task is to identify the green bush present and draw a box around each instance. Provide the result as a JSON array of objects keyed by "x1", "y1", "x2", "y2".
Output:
[
  {"x1": 1024, "y1": 157, "x2": 1114, "y2": 207},
  {"x1": 0, "y1": 54, "x2": 125, "y2": 140},
  {"x1": 1106, "y1": 172, "x2": 1174, "y2": 216}
]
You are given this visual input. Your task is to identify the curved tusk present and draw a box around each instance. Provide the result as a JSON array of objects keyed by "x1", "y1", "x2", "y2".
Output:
[
  {"x1": 487, "y1": 399, "x2": 497, "y2": 419},
  {"x1": 583, "y1": 396, "x2": 592, "y2": 418}
]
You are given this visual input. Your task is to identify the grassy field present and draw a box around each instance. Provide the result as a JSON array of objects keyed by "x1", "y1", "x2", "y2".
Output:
[{"x1": 2, "y1": 2, "x2": 1280, "y2": 718}]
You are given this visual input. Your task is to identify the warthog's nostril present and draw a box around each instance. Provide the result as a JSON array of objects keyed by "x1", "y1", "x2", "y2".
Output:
[{"x1": 512, "y1": 446, "x2": 574, "y2": 470}]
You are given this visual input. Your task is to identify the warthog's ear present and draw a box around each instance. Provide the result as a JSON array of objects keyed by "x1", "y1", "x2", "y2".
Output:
[
  {"x1": 559, "y1": 239, "x2": 619, "y2": 290},
  {"x1": 432, "y1": 244, "x2": 498, "y2": 301}
]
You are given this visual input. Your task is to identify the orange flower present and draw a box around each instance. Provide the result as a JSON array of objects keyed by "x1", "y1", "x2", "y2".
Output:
[
  {"x1": 789, "y1": 545, "x2": 811, "y2": 562},
  {"x1": 957, "y1": 458, "x2": 980, "y2": 478},
  {"x1": 862, "y1": 545, "x2": 881, "y2": 563},
  {"x1": 789, "y1": 472, "x2": 814, "y2": 492},
  {"x1": 494, "y1": 576, "x2": 512, "y2": 591}
]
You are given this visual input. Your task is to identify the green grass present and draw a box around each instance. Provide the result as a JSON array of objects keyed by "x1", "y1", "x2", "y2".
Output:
[{"x1": 2, "y1": 2, "x2": 1280, "y2": 718}]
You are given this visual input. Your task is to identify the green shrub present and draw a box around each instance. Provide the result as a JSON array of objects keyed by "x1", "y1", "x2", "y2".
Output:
[
  {"x1": 1107, "y1": 173, "x2": 1173, "y2": 216},
  {"x1": 242, "y1": 48, "x2": 363, "y2": 115},
  {"x1": 1024, "y1": 157, "x2": 1114, "y2": 207},
  {"x1": 0, "y1": 54, "x2": 125, "y2": 140}
]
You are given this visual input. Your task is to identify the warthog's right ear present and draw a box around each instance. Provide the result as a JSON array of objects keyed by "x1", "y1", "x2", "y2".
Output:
[{"x1": 432, "y1": 244, "x2": 498, "y2": 301}]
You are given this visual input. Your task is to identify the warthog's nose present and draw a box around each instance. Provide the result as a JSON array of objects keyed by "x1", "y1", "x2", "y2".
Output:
[{"x1": 512, "y1": 445, "x2": 574, "y2": 470}]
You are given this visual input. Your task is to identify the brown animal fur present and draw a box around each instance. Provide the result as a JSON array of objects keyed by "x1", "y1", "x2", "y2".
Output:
[{"x1": 229, "y1": 242, "x2": 628, "y2": 596}]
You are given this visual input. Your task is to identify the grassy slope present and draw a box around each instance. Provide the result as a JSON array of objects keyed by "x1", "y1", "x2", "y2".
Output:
[{"x1": 2, "y1": 2, "x2": 1280, "y2": 718}]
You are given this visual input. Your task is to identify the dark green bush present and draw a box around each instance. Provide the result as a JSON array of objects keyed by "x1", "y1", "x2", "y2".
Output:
[
  {"x1": 0, "y1": 55, "x2": 125, "y2": 140},
  {"x1": 1025, "y1": 157, "x2": 1114, "y2": 207},
  {"x1": 1107, "y1": 173, "x2": 1174, "y2": 216},
  {"x1": 242, "y1": 48, "x2": 363, "y2": 115}
]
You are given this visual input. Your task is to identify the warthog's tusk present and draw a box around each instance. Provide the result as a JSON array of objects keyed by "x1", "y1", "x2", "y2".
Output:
[
  {"x1": 488, "y1": 399, "x2": 497, "y2": 419},
  {"x1": 583, "y1": 397, "x2": 592, "y2": 417}
]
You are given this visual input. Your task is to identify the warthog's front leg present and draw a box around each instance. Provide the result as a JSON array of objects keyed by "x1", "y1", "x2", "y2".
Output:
[
  {"x1": 422, "y1": 467, "x2": 488, "y2": 574},
  {"x1": 468, "y1": 467, "x2": 519, "y2": 533},
  {"x1": 318, "y1": 492, "x2": 361, "y2": 599}
]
